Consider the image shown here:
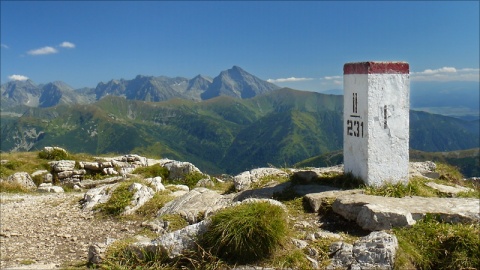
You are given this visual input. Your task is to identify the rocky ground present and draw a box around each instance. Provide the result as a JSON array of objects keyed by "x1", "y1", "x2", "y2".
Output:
[{"x1": 0, "y1": 192, "x2": 142, "y2": 269}]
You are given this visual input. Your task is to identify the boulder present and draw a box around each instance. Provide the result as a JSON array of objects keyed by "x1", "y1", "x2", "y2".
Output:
[
  {"x1": 291, "y1": 165, "x2": 344, "y2": 184},
  {"x1": 328, "y1": 231, "x2": 398, "y2": 270},
  {"x1": 157, "y1": 187, "x2": 232, "y2": 223},
  {"x1": 233, "y1": 181, "x2": 290, "y2": 201},
  {"x1": 80, "y1": 161, "x2": 101, "y2": 171},
  {"x1": 102, "y1": 167, "x2": 118, "y2": 175},
  {"x1": 132, "y1": 220, "x2": 210, "y2": 259},
  {"x1": 82, "y1": 184, "x2": 119, "y2": 211},
  {"x1": 302, "y1": 188, "x2": 364, "y2": 212},
  {"x1": 49, "y1": 160, "x2": 76, "y2": 172},
  {"x1": 78, "y1": 176, "x2": 123, "y2": 189},
  {"x1": 160, "y1": 159, "x2": 203, "y2": 179},
  {"x1": 123, "y1": 183, "x2": 155, "y2": 215},
  {"x1": 425, "y1": 182, "x2": 473, "y2": 196},
  {"x1": 37, "y1": 183, "x2": 64, "y2": 193},
  {"x1": 409, "y1": 161, "x2": 438, "y2": 179},
  {"x1": 145, "y1": 176, "x2": 165, "y2": 192},
  {"x1": 6, "y1": 172, "x2": 37, "y2": 190},
  {"x1": 333, "y1": 194, "x2": 480, "y2": 231},
  {"x1": 233, "y1": 168, "x2": 289, "y2": 191}
]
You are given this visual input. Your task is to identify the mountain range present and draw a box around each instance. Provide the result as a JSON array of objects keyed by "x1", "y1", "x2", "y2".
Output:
[
  {"x1": 1, "y1": 66, "x2": 479, "y2": 176},
  {"x1": 1, "y1": 66, "x2": 279, "y2": 110}
]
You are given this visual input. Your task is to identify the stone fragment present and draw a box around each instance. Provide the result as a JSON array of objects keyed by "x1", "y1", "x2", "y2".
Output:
[
  {"x1": 233, "y1": 168, "x2": 288, "y2": 191},
  {"x1": 333, "y1": 194, "x2": 480, "y2": 231},
  {"x1": 37, "y1": 183, "x2": 64, "y2": 193},
  {"x1": 145, "y1": 176, "x2": 165, "y2": 192},
  {"x1": 132, "y1": 220, "x2": 210, "y2": 259},
  {"x1": 157, "y1": 187, "x2": 231, "y2": 223},
  {"x1": 49, "y1": 160, "x2": 76, "y2": 172},
  {"x1": 160, "y1": 159, "x2": 203, "y2": 179},
  {"x1": 5, "y1": 172, "x2": 37, "y2": 190},
  {"x1": 123, "y1": 183, "x2": 155, "y2": 215},
  {"x1": 304, "y1": 188, "x2": 364, "y2": 212},
  {"x1": 82, "y1": 184, "x2": 119, "y2": 211},
  {"x1": 425, "y1": 182, "x2": 473, "y2": 196},
  {"x1": 328, "y1": 231, "x2": 397, "y2": 270}
]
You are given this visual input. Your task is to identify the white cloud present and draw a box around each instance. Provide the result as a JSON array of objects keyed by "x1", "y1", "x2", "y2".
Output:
[
  {"x1": 27, "y1": 46, "x2": 58, "y2": 55},
  {"x1": 412, "y1": 67, "x2": 479, "y2": 82},
  {"x1": 323, "y1": 75, "x2": 342, "y2": 80},
  {"x1": 267, "y1": 77, "x2": 313, "y2": 83},
  {"x1": 8, "y1": 74, "x2": 29, "y2": 81},
  {"x1": 1, "y1": 44, "x2": 8, "y2": 49},
  {"x1": 59, "y1": 41, "x2": 75, "y2": 48}
]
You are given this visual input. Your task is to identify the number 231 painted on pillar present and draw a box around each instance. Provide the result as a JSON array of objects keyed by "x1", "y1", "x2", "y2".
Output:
[{"x1": 347, "y1": 93, "x2": 364, "y2": 138}]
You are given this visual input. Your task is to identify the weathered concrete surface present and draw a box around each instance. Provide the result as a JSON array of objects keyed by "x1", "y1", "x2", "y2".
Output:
[{"x1": 333, "y1": 194, "x2": 480, "y2": 231}]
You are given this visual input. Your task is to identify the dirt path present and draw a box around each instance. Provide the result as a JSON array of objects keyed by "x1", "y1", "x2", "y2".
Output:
[{"x1": 0, "y1": 192, "x2": 143, "y2": 269}]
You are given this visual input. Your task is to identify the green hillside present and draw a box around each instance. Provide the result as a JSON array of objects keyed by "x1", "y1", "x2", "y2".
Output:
[
  {"x1": 294, "y1": 149, "x2": 480, "y2": 178},
  {"x1": 1, "y1": 88, "x2": 478, "y2": 175}
]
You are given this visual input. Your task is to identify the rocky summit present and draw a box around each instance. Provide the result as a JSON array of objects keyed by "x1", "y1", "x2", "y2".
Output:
[{"x1": 0, "y1": 148, "x2": 479, "y2": 269}]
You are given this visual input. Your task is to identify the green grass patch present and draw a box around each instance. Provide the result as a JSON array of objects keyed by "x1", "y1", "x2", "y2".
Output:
[
  {"x1": 158, "y1": 214, "x2": 189, "y2": 232},
  {"x1": 132, "y1": 163, "x2": 169, "y2": 179},
  {"x1": 199, "y1": 201, "x2": 288, "y2": 264},
  {"x1": 38, "y1": 148, "x2": 71, "y2": 160},
  {"x1": 135, "y1": 191, "x2": 174, "y2": 218},
  {"x1": 394, "y1": 215, "x2": 480, "y2": 270},
  {"x1": 100, "y1": 238, "x2": 170, "y2": 270},
  {"x1": 364, "y1": 177, "x2": 439, "y2": 198},
  {"x1": 94, "y1": 182, "x2": 135, "y2": 216}
]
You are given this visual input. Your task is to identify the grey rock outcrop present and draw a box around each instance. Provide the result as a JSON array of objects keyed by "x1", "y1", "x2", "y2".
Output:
[
  {"x1": 303, "y1": 188, "x2": 364, "y2": 212},
  {"x1": 82, "y1": 184, "x2": 119, "y2": 211},
  {"x1": 123, "y1": 183, "x2": 155, "y2": 215},
  {"x1": 425, "y1": 182, "x2": 473, "y2": 196},
  {"x1": 291, "y1": 165, "x2": 344, "y2": 184},
  {"x1": 5, "y1": 172, "x2": 37, "y2": 190},
  {"x1": 144, "y1": 176, "x2": 165, "y2": 192},
  {"x1": 233, "y1": 168, "x2": 288, "y2": 191},
  {"x1": 157, "y1": 187, "x2": 233, "y2": 223},
  {"x1": 328, "y1": 231, "x2": 398, "y2": 270},
  {"x1": 132, "y1": 220, "x2": 210, "y2": 259},
  {"x1": 37, "y1": 183, "x2": 64, "y2": 193},
  {"x1": 333, "y1": 194, "x2": 480, "y2": 231},
  {"x1": 159, "y1": 159, "x2": 203, "y2": 179},
  {"x1": 49, "y1": 160, "x2": 76, "y2": 172}
]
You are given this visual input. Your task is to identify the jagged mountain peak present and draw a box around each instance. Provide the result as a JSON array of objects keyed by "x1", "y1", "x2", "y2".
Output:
[{"x1": 201, "y1": 66, "x2": 280, "y2": 100}]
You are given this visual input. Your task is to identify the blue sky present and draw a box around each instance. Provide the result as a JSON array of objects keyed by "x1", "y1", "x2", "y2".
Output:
[{"x1": 1, "y1": 1, "x2": 479, "y2": 92}]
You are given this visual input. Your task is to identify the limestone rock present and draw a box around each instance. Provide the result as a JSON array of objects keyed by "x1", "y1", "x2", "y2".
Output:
[
  {"x1": 37, "y1": 183, "x2": 64, "y2": 193},
  {"x1": 102, "y1": 167, "x2": 118, "y2": 175},
  {"x1": 78, "y1": 176, "x2": 123, "y2": 189},
  {"x1": 303, "y1": 188, "x2": 364, "y2": 212},
  {"x1": 88, "y1": 238, "x2": 117, "y2": 265},
  {"x1": 49, "y1": 160, "x2": 76, "y2": 172},
  {"x1": 160, "y1": 159, "x2": 203, "y2": 179},
  {"x1": 291, "y1": 165, "x2": 344, "y2": 184},
  {"x1": 132, "y1": 220, "x2": 210, "y2": 259},
  {"x1": 233, "y1": 181, "x2": 290, "y2": 201},
  {"x1": 145, "y1": 176, "x2": 165, "y2": 192},
  {"x1": 6, "y1": 172, "x2": 36, "y2": 190},
  {"x1": 328, "y1": 231, "x2": 398, "y2": 270},
  {"x1": 425, "y1": 182, "x2": 473, "y2": 196},
  {"x1": 123, "y1": 183, "x2": 155, "y2": 215},
  {"x1": 333, "y1": 194, "x2": 480, "y2": 231},
  {"x1": 233, "y1": 168, "x2": 288, "y2": 191},
  {"x1": 82, "y1": 184, "x2": 119, "y2": 211},
  {"x1": 157, "y1": 187, "x2": 232, "y2": 223},
  {"x1": 31, "y1": 170, "x2": 49, "y2": 177},
  {"x1": 409, "y1": 161, "x2": 438, "y2": 179}
]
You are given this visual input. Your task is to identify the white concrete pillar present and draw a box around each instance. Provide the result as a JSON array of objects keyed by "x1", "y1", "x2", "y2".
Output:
[{"x1": 343, "y1": 61, "x2": 410, "y2": 187}]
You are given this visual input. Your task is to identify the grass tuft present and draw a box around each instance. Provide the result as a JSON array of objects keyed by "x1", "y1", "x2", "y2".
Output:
[
  {"x1": 0, "y1": 181, "x2": 32, "y2": 193},
  {"x1": 94, "y1": 182, "x2": 134, "y2": 216},
  {"x1": 199, "y1": 201, "x2": 288, "y2": 264},
  {"x1": 394, "y1": 215, "x2": 480, "y2": 270}
]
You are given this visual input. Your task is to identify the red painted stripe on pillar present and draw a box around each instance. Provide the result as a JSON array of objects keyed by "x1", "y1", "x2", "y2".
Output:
[{"x1": 344, "y1": 62, "x2": 409, "y2": 74}]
